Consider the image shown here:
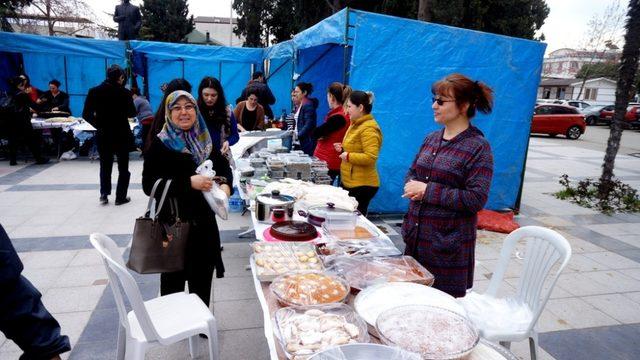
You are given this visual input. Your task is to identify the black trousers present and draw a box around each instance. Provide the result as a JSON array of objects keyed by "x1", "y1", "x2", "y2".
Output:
[
  {"x1": 7, "y1": 120, "x2": 44, "y2": 164},
  {"x1": 160, "y1": 221, "x2": 223, "y2": 306},
  {"x1": 342, "y1": 185, "x2": 379, "y2": 216},
  {"x1": 98, "y1": 145, "x2": 130, "y2": 200}
]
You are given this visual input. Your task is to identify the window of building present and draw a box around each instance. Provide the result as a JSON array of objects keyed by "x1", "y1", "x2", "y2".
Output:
[{"x1": 585, "y1": 88, "x2": 598, "y2": 100}]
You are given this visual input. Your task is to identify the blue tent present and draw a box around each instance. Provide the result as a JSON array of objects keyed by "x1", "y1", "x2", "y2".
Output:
[
  {"x1": 0, "y1": 32, "x2": 126, "y2": 116},
  {"x1": 128, "y1": 41, "x2": 263, "y2": 110},
  {"x1": 263, "y1": 9, "x2": 546, "y2": 212},
  {"x1": 0, "y1": 9, "x2": 545, "y2": 213}
]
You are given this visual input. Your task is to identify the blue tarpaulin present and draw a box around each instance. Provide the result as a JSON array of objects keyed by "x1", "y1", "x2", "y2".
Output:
[
  {"x1": 0, "y1": 8, "x2": 545, "y2": 213},
  {"x1": 0, "y1": 32, "x2": 126, "y2": 115},
  {"x1": 264, "y1": 9, "x2": 545, "y2": 212}
]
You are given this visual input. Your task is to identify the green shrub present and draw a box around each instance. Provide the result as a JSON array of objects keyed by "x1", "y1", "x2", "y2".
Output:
[{"x1": 554, "y1": 174, "x2": 640, "y2": 214}]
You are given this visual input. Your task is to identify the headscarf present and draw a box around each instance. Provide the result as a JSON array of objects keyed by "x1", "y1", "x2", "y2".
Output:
[{"x1": 157, "y1": 90, "x2": 213, "y2": 165}]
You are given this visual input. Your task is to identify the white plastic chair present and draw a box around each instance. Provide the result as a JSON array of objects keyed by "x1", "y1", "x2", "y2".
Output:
[
  {"x1": 90, "y1": 233, "x2": 220, "y2": 360},
  {"x1": 459, "y1": 226, "x2": 571, "y2": 360}
]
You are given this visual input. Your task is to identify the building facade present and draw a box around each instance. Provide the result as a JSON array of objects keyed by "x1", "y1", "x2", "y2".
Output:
[
  {"x1": 542, "y1": 48, "x2": 620, "y2": 79},
  {"x1": 192, "y1": 16, "x2": 244, "y2": 47},
  {"x1": 537, "y1": 77, "x2": 616, "y2": 104}
]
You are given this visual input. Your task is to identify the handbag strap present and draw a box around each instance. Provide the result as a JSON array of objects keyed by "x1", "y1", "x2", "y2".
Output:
[{"x1": 146, "y1": 178, "x2": 173, "y2": 219}]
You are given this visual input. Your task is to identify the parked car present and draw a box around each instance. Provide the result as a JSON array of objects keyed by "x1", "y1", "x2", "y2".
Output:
[
  {"x1": 581, "y1": 104, "x2": 610, "y2": 125},
  {"x1": 531, "y1": 104, "x2": 586, "y2": 140},
  {"x1": 552, "y1": 99, "x2": 591, "y2": 110},
  {"x1": 599, "y1": 104, "x2": 640, "y2": 128}
]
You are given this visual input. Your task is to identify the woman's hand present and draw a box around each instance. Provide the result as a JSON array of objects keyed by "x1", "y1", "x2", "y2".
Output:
[
  {"x1": 333, "y1": 142, "x2": 343, "y2": 153},
  {"x1": 237, "y1": 124, "x2": 246, "y2": 132},
  {"x1": 339, "y1": 151, "x2": 348, "y2": 161},
  {"x1": 403, "y1": 180, "x2": 428, "y2": 201},
  {"x1": 191, "y1": 175, "x2": 213, "y2": 191},
  {"x1": 221, "y1": 140, "x2": 230, "y2": 154},
  {"x1": 220, "y1": 184, "x2": 231, "y2": 197}
]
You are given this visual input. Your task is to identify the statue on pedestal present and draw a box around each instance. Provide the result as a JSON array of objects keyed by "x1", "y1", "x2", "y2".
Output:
[{"x1": 114, "y1": 0, "x2": 142, "y2": 40}]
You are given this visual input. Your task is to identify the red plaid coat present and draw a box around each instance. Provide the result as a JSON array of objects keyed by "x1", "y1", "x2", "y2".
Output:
[{"x1": 402, "y1": 126, "x2": 493, "y2": 297}]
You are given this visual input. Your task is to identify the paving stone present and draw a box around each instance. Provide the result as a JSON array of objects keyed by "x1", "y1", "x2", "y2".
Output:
[
  {"x1": 75, "y1": 308, "x2": 120, "y2": 348},
  {"x1": 540, "y1": 324, "x2": 640, "y2": 360},
  {"x1": 220, "y1": 256, "x2": 252, "y2": 278},
  {"x1": 56, "y1": 265, "x2": 108, "y2": 288},
  {"x1": 41, "y1": 285, "x2": 106, "y2": 313},
  {"x1": 215, "y1": 299, "x2": 264, "y2": 331},
  {"x1": 218, "y1": 242, "x2": 253, "y2": 258},
  {"x1": 556, "y1": 272, "x2": 612, "y2": 297},
  {"x1": 219, "y1": 327, "x2": 270, "y2": 360},
  {"x1": 20, "y1": 250, "x2": 78, "y2": 269},
  {"x1": 509, "y1": 337, "x2": 557, "y2": 360},
  {"x1": 68, "y1": 340, "x2": 115, "y2": 360},
  {"x1": 615, "y1": 234, "x2": 640, "y2": 248},
  {"x1": 621, "y1": 292, "x2": 640, "y2": 305},
  {"x1": 532, "y1": 216, "x2": 576, "y2": 228},
  {"x1": 20, "y1": 266, "x2": 66, "y2": 292},
  {"x1": 544, "y1": 298, "x2": 619, "y2": 329},
  {"x1": 212, "y1": 276, "x2": 258, "y2": 301},
  {"x1": 54, "y1": 311, "x2": 93, "y2": 346},
  {"x1": 68, "y1": 249, "x2": 105, "y2": 266},
  {"x1": 583, "y1": 252, "x2": 640, "y2": 270},
  {"x1": 564, "y1": 253, "x2": 611, "y2": 272},
  {"x1": 581, "y1": 270, "x2": 640, "y2": 293},
  {"x1": 583, "y1": 294, "x2": 640, "y2": 324},
  {"x1": 619, "y1": 268, "x2": 640, "y2": 281}
]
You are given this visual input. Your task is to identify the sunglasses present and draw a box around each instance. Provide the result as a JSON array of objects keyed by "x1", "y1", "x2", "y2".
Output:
[
  {"x1": 170, "y1": 104, "x2": 196, "y2": 112},
  {"x1": 432, "y1": 97, "x2": 455, "y2": 106}
]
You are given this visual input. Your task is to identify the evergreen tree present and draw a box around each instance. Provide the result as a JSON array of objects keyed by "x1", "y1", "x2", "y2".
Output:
[
  {"x1": 140, "y1": 0, "x2": 194, "y2": 43},
  {"x1": 233, "y1": 0, "x2": 548, "y2": 46},
  {"x1": 1, "y1": 0, "x2": 33, "y2": 31}
]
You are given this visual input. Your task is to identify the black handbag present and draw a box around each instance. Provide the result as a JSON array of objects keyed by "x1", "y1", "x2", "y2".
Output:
[{"x1": 127, "y1": 179, "x2": 190, "y2": 274}]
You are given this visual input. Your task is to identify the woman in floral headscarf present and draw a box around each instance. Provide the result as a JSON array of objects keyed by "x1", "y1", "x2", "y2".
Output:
[{"x1": 142, "y1": 90, "x2": 233, "y2": 306}]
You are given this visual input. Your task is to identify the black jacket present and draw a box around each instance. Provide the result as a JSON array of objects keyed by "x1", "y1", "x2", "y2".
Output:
[
  {"x1": 39, "y1": 90, "x2": 70, "y2": 114},
  {"x1": 142, "y1": 137, "x2": 234, "y2": 277},
  {"x1": 82, "y1": 81, "x2": 136, "y2": 149}
]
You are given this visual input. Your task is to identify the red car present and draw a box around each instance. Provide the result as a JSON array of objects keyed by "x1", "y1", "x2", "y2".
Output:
[
  {"x1": 531, "y1": 104, "x2": 586, "y2": 140},
  {"x1": 599, "y1": 104, "x2": 640, "y2": 129}
]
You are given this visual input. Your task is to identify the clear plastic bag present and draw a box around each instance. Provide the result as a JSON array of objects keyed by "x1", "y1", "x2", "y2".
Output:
[
  {"x1": 196, "y1": 160, "x2": 229, "y2": 220},
  {"x1": 458, "y1": 292, "x2": 533, "y2": 339},
  {"x1": 326, "y1": 256, "x2": 434, "y2": 292},
  {"x1": 308, "y1": 343, "x2": 422, "y2": 360},
  {"x1": 315, "y1": 238, "x2": 402, "y2": 261},
  {"x1": 274, "y1": 303, "x2": 370, "y2": 360}
]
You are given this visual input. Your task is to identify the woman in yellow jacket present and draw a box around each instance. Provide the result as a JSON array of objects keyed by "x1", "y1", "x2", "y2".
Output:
[{"x1": 333, "y1": 90, "x2": 382, "y2": 215}]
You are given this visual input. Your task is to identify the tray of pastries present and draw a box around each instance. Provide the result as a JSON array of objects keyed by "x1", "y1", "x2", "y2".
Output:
[
  {"x1": 274, "y1": 304, "x2": 369, "y2": 360},
  {"x1": 376, "y1": 305, "x2": 479, "y2": 360},
  {"x1": 270, "y1": 271, "x2": 350, "y2": 307},
  {"x1": 252, "y1": 242, "x2": 323, "y2": 281}
]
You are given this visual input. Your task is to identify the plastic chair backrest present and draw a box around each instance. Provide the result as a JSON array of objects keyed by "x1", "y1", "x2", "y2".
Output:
[
  {"x1": 90, "y1": 233, "x2": 161, "y2": 342},
  {"x1": 485, "y1": 226, "x2": 571, "y2": 333}
]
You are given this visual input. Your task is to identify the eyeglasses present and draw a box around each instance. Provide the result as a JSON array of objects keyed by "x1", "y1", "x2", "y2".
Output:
[
  {"x1": 432, "y1": 97, "x2": 455, "y2": 106},
  {"x1": 170, "y1": 104, "x2": 196, "y2": 112}
]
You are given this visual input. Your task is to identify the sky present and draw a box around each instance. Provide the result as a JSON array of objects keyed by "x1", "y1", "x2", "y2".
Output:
[{"x1": 88, "y1": 0, "x2": 624, "y2": 55}]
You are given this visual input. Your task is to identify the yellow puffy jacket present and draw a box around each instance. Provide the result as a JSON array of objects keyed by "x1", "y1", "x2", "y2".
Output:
[{"x1": 340, "y1": 113, "x2": 382, "y2": 188}]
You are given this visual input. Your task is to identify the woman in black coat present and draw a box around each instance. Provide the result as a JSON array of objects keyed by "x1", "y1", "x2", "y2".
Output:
[{"x1": 142, "y1": 90, "x2": 232, "y2": 306}]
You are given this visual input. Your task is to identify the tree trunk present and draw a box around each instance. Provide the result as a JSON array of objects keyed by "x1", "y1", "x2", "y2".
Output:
[
  {"x1": 599, "y1": 0, "x2": 640, "y2": 195},
  {"x1": 418, "y1": 0, "x2": 430, "y2": 21},
  {"x1": 46, "y1": 0, "x2": 54, "y2": 35}
]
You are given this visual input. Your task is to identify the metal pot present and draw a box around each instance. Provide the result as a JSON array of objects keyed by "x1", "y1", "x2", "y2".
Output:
[
  {"x1": 255, "y1": 190, "x2": 295, "y2": 223},
  {"x1": 298, "y1": 202, "x2": 359, "y2": 227}
]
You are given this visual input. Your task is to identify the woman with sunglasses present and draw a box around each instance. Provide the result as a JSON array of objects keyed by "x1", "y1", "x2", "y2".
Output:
[
  {"x1": 142, "y1": 90, "x2": 232, "y2": 307},
  {"x1": 401, "y1": 73, "x2": 494, "y2": 298}
]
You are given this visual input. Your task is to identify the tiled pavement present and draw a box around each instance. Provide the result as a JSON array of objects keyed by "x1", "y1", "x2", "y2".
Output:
[{"x1": 1, "y1": 128, "x2": 640, "y2": 359}]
